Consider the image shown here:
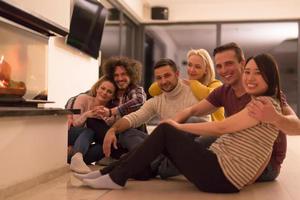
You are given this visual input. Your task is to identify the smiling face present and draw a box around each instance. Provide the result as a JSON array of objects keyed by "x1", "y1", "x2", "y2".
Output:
[
  {"x1": 187, "y1": 54, "x2": 207, "y2": 81},
  {"x1": 215, "y1": 50, "x2": 244, "y2": 87},
  {"x1": 154, "y1": 65, "x2": 179, "y2": 92},
  {"x1": 95, "y1": 80, "x2": 115, "y2": 103},
  {"x1": 113, "y1": 66, "x2": 130, "y2": 90},
  {"x1": 242, "y1": 59, "x2": 268, "y2": 96}
]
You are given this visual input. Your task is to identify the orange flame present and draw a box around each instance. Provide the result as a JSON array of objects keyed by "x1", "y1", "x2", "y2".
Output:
[{"x1": 0, "y1": 80, "x2": 9, "y2": 88}]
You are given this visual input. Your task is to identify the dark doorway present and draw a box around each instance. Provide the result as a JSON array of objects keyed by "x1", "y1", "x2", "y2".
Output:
[{"x1": 144, "y1": 34, "x2": 154, "y2": 99}]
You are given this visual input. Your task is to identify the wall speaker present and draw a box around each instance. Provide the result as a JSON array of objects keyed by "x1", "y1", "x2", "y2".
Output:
[
  {"x1": 151, "y1": 7, "x2": 168, "y2": 20},
  {"x1": 108, "y1": 8, "x2": 120, "y2": 21}
]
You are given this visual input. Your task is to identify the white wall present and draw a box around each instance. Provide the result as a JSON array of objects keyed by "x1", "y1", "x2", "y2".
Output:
[
  {"x1": 7, "y1": 0, "x2": 299, "y2": 28},
  {"x1": 146, "y1": 26, "x2": 177, "y2": 60},
  {"x1": 6, "y1": 0, "x2": 70, "y2": 29},
  {"x1": 0, "y1": 115, "x2": 67, "y2": 189},
  {"x1": 177, "y1": 49, "x2": 188, "y2": 79},
  {"x1": 117, "y1": 0, "x2": 300, "y2": 22},
  {"x1": 166, "y1": 0, "x2": 300, "y2": 22},
  {"x1": 47, "y1": 37, "x2": 99, "y2": 108},
  {"x1": 117, "y1": 0, "x2": 144, "y2": 21}
]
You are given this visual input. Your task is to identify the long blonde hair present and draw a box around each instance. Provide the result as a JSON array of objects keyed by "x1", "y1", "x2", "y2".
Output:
[
  {"x1": 88, "y1": 76, "x2": 116, "y2": 97},
  {"x1": 187, "y1": 49, "x2": 216, "y2": 86}
]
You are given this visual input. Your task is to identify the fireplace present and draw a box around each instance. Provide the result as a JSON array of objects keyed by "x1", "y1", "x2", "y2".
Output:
[
  {"x1": 0, "y1": 57, "x2": 26, "y2": 100},
  {"x1": 0, "y1": 19, "x2": 47, "y2": 107},
  {"x1": 0, "y1": 56, "x2": 50, "y2": 107},
  {"x1": 0, "y1": 1, "x2": 68, "y2": 108}
]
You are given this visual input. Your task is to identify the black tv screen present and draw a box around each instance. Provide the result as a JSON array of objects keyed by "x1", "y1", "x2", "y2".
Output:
[{"x1": 67, "y1": 0, "x2": 107, "y2": 59}]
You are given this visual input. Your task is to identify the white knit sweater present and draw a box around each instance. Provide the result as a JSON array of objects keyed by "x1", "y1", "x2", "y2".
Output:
[{"x1": 124, "y1": 80, "x2": 211, "y2": 128}]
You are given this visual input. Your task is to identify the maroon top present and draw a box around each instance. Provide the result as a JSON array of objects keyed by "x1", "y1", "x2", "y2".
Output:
[{"x1": 207, "y1": 84, "x2": 287, "y2": 172}]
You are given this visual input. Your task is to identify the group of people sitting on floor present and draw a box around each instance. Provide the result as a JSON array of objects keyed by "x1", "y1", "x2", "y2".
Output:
[{"x1": 67, "y1": 42, "x2": 300, "y2": 193}]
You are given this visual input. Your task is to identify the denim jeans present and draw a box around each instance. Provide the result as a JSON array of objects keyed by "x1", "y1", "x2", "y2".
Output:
[
  {"x1": 68, "y1": 126, "x2": 87, "y2": 146},
  {"x1": 68, "y1": 127, "x2": 104, "y2": 164},
  {"x1": 72, "y1": 127, "x2": 95, "y2": 155},
  {"x1": 118, "y1": 128, "x2": 148, "y2": 151}
]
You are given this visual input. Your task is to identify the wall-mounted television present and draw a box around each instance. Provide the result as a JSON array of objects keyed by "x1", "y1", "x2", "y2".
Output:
[{"x1": 66, "y1": 0, "x2": 107, "y2": 59}]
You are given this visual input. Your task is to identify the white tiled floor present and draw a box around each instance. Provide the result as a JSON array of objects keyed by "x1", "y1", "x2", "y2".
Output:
[{"x1": 5, "y1": 136, "x2": 300, "y2": 200}]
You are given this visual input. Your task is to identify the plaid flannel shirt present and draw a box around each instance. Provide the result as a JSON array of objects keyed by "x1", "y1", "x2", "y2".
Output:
[{"x1": 112, "y1": 84, "x2": 146, "y2": 116}]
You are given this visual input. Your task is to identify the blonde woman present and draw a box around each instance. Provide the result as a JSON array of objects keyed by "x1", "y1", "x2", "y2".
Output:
[
  {"x1": 149, "y1": 49, "x2": 224, "y2": 121},
  {"x1": 68, "y1": 76, "x2": 117, "y2": 173}
]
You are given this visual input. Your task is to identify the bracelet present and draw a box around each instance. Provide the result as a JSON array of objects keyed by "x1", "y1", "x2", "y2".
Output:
[{"x1": 108, "y1": 109, "x2": 112, "y2": 117}]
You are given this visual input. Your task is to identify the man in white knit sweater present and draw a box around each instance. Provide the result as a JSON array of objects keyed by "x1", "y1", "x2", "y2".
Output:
[{"x1": 102, "y1": 58, "x2": 210, "y2": 179}]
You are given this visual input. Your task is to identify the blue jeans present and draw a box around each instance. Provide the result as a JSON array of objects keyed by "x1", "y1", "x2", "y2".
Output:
[
  {"x1": 68, "y1": 127, "x2": 104, "y2": 164},
  {"x1": 118, "y1": 128, "x2": 148, "y2": 151},
  {"x1": 72, "y1": 127, "x2": 95, "y2": 155},
  {"x1": 68, "y1": 126, "x2": 87, "y2": 146}
]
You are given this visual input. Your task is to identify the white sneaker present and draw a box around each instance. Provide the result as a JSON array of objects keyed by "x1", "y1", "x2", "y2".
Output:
[{"x1": 70, "y1": 153, "x2": 91, "y2": 174}]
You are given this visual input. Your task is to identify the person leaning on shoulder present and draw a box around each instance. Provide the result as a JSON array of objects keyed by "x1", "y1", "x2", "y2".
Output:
[{"x1": 247, "y1": 96, "x2": 300, "y2": 135}]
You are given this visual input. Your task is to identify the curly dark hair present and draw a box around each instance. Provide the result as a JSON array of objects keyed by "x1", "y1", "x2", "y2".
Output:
[{"x1": 101, "y1": 56, "x2": 142, "y2": 85}]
